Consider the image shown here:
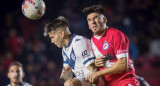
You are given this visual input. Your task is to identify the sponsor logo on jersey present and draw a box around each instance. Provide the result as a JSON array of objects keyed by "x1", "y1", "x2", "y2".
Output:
[
  {"x1": 75, "y1": 38, "x2": 80, "y2": 41},
  {"x1": 104, "y1": 53, "x2": 117, "y2": 60},
  {"x1": 82, "y1": 50, "x2": 89, "y2": 57},
  {"x1": 117, "y1": 49, "x2": 128, "y2": 54},
  {"x1": 102, "y1": 42, "x2": 109, "y2": 50}
]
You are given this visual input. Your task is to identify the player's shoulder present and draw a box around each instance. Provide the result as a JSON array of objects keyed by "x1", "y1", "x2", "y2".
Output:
[
  {"x1": 73, "y1": 35, "x2": 89, "y2": 42},
  {"x1": 107, "y1": 27, "x2": 125, "y2": 36},
  {"x1": 107, "y1": 27, "x2": 122, "y2": 34},
  {"x1": 7, "y1": 82, "x2": 32, "y2": 86},
  {"x1": 72, "y1": 35, "x2": 90, "y2": 47},
  {"x1": 6, "y1": 84, "x2": 11, "y2": 86},
  {"x1": 22, "y1": 82, "x2": 32, "y2": 86}
]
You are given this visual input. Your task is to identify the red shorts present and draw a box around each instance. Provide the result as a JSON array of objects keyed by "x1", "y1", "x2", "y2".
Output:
[{"x1": 106, "y1": 78, "x2": 140, "y2": 86}]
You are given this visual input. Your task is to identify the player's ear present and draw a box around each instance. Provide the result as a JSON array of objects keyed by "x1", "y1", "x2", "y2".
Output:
[
  {"x1": 22, "y1": 72, "x2": 25, "y2": 78},
  {"x1": 7, "y1": 72, "x2": 10, "y2": 78},
  {"x1": 60, "y1": 30, "x2": 65, "y2": 38},
  {"x1": 103, "y1": 16, "x2": 107, "y2": 23}
]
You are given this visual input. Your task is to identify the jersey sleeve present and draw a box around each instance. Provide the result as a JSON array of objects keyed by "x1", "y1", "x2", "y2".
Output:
[
  {"x1": 113, "y1": 30, "x2": 129, "y2": 59},
  {"x1": 62, "y1": 50, "x2": 69, "y2": 67},
  {"x1": 73, "y1": 37, "x2": 95, "y2": 67}
]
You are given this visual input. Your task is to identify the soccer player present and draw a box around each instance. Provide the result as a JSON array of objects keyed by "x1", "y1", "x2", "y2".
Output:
[
  {"x1": 82, "y1": 5, "x2": 140, "y2": 86},
  {"x1": 44, "y1": 16, "x2": 104, "y2": 86},
  {"x1": 7, "y1": 61, "x2": 32, "y2": 86}
]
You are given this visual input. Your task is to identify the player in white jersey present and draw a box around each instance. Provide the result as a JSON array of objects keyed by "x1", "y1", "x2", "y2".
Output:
[
  {"x1": 44, "y1": 16, "x2": 104, "y2": 86},
  {"x1": 7, "y1": 61, "x2": 32, "y2": 86}
]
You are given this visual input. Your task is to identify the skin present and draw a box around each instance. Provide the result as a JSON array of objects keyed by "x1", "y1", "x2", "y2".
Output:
[
  {"x1": 48, "y1": 28, "x2": 65, "y2": 48},
  {"x1": 48, "y1": 26, "x2": 104, "y2": 86},
  {"x1": 48, "y1": 27, "x2": 82, "y2": 86},
  {"x1": 87, "y1": 13, "x2": 107, "y2": 37},
  {"x1": 85, "y1": 12, "x2": 127, "y2": 83},
  {"x1": 8, "y1": 65, "x2": 24, "y2": 86}
]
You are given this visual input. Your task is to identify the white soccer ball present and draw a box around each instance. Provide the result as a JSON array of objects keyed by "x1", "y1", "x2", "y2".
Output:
[{"x1": 22, "y1": 0, "x2": 46, "y2": 20}]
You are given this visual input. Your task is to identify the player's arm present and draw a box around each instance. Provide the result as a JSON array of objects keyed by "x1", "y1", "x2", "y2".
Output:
[
  {"x1": 86, "y1": 31, "x2": 129, "y2": 83},
  {"x1": 87, "y1": 60, "x2": 106, "y2": 86},
  {"x1": 99, "y1": 30, "x2": 129, "y2": 74},
  {"x1": 60, "y1": 66, "x2": 73, "y2": 81},
  {"x1": 73, "y1": 37, "x2": 96, "y2": 69},
  {"x1": 87, "y1": 63, "x2": 98, "y2": 72},
  {"x1": 97, "y1": 57, "x2": 127, "y2": 75},
  {"x1": 74, "y1": 37, "x2": 105, "y2": 85},
  {"x1": 61, "y1": 51, "x2": 73, "y2": 81},
  {"x1": 94, "y1": 56, "x2": 106, "y2": 67},
  {"x1": 86, "y1": 57, "x2": 127, "y2": 83}
]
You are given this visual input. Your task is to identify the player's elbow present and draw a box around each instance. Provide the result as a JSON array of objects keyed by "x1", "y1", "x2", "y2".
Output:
[{"x1": 117, "y1": 57, "x2": 127, "y2": 72}]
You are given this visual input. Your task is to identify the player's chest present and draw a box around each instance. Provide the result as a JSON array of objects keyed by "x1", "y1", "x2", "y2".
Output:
[
  {"x1": 93, "y1": 37, "x2": 114, "y2": 54},
  {"x1": 93, "y1": 37, "x2": 117, "y2": 61},
  {"x1": 63, "y1": 47, "x2": 76, "y2": 61}
]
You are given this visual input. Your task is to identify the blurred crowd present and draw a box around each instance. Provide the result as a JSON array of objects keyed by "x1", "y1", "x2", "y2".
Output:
[{"x1": 0, "y1": 0, "x2": 160, "y2": 86}]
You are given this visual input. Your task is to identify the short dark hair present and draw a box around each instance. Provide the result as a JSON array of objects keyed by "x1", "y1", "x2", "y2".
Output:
[
  {"x1": 82, "y1": 5, "x2": 105, "y2": 16},
  {"x1": 44, "y1": 16, "x2": 69, "y2": 37},
  {"x1": 8, "y1": 61, "x2": 23, "y2": 72}
]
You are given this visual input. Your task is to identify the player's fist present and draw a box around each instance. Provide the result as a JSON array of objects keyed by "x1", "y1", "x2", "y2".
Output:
[
  {"x1": 85, "y1": 72, "x2": 100, "y2": 83},
  {"x1": 95, "y1": 56, "x2": 106, "y2": 67},
  {"x1": 60, "y1": 66, "x2": 73, "y2": 81}
]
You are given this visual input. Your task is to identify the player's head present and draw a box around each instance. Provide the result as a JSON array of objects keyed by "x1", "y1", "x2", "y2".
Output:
[
  {"x1": 44, "y1": 16, "x2": 71, "y2": 48},
  {"x1": 82, "y1": 5, "x2": 107, "y2": 36},
  {"x1": 7, "y1": 61, "x2": 24, "y2": 84}
]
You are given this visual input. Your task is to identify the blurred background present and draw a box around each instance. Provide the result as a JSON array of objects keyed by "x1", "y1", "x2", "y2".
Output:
[{"x1": 0, "y1": 0, "x2": 160, "y2": 86}]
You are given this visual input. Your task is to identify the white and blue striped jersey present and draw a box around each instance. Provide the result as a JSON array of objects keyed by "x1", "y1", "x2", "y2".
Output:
[
  {"x1": 62, "y1": 34, "x2": 95, "y2": 77},
  {"x1": 7, "y1": 82, "x2": 32, "y2": 86}
]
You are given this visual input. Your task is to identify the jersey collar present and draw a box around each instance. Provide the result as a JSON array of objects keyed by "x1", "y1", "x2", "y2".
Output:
[{"x1": 67, "y1": 34, "x2": 76, "y2": 48}]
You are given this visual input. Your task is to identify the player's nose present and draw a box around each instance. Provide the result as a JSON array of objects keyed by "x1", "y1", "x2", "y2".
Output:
[{"x1": 91, "y1": 19, "x2": 96, "y2": 24}]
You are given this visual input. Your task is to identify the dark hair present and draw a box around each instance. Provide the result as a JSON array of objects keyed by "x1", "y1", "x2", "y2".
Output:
[
  {"x1": 82, "y1": 5, "x2": 105, "y2": 16},
  {"x1": 44, "y1": 16, "x2": 69, "y2": 37},
  {"x1": 8, "y1": 61, "x2": 23, "y2": 71}
]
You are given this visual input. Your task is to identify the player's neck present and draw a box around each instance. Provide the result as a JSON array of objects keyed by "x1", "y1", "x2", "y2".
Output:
[
  {"x1": 10, "y1": 82, "x2": 21, "y2": 86},
  {"x1": 94, "y1": 26, "x2": 108, "y2": 37},
  {"x1": 64, "y1": 34, "x2": 72, "y2": 48},
  {"x1": 94, "y1": 29, "x2": 106, "y2": 37}
]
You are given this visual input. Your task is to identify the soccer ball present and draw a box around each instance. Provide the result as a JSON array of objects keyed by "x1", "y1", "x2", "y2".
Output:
[{"x1": 22, "y1": 0, "x2": 46, "y2": 20}]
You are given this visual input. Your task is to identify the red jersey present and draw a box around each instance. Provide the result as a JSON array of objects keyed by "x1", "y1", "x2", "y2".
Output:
[{"x1": 91, "y1": 28, "x2": 139, "y2": 86}]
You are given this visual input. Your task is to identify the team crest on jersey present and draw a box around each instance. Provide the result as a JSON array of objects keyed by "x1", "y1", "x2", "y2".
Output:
[{"x1": 102, "y1": 42, "x2": 109, "y2": 50}]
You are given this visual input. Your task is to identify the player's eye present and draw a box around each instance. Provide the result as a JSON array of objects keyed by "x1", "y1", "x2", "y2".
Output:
[
  {"x1": 16, "y1": 70, "x2": 20, "y2": 73},
  {"x1": 94, "y1": 16, "x2": 98, "y2": 19},
  {"x1": 87, "y1": 19, "x2": 91, "y2": 22},
  {"x1": 10, "y1": 70, "x2": 14, "y2": 73}
]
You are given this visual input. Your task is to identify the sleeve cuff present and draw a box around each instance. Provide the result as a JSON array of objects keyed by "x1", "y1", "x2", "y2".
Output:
[
  {"x1": 63, "y1": 63, "x2": 69, "y2": 67},
  {"x1": 83, "y1": 57, "x2": 95, "y2": 67},
  {"x1": 116, "y1": 53, "x2": 128, "y2": 59}
]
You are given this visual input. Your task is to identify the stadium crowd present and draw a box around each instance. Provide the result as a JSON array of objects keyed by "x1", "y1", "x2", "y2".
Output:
[{"x1": 0, "y1": 0, "x2": 160, "y2": 86}]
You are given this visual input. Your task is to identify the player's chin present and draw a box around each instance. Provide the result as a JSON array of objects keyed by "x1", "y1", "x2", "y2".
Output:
[
  {"x1": 12, "y1": 79, "x2": 20, "y2": 83},
  {"x1": 57, "y1": 45, "x2": 63, "y2": 48}
]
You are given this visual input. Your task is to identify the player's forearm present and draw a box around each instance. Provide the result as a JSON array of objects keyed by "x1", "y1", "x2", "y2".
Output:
[
  {"x1": 97, "y1": 57, "x2": 127, "y2": 76},
  {"x1": 87, "y1": 63, "x2": 98, "y2": 72},
  {"x1": 61, "y1": 67, "x2": 73, "y2": 81}
]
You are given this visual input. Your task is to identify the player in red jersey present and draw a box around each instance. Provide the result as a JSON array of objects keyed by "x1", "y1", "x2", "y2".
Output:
[{"x1": 82, "y1": 5, "x2": 140, "y2": 86}]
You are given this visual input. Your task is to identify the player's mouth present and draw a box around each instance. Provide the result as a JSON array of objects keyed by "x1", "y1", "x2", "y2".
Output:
[
  {"x1": 92, "y1": 26, "x2": 99, "y2": 31},
  {"x1": 13, "y1": 77, "x2": 19, "y2": 80}
]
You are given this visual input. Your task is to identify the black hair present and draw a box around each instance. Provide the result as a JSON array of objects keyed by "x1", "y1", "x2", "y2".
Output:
[
  {"x1": 82, "y1": 5, "x2": 105, "y2": 17},
  {"x1": 44, "y1": 16, "x2": 69, "y2": 37}
]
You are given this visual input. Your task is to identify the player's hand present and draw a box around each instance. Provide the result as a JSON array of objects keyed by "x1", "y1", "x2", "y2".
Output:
[
  {"x1": 95, "y1": 56, "x2": 106, "y2": 67},
  {"x1": 60, "y1": 66, "x2": 71, "y2": 79},
  {"x1": 85, "y1": 72, "x2": 100, "y2": 83}
]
